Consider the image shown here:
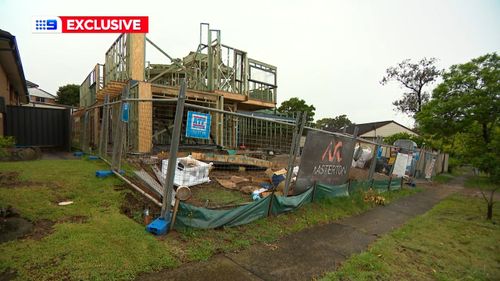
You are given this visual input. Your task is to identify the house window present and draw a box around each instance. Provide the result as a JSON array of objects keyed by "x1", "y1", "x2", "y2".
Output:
[{"x1": 36, "y1": 97, "x2": 45, "y2": 103}]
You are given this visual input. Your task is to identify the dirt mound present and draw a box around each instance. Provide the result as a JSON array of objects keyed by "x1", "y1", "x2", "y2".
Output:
[{"x1": 120, "y1": 192, "x2": 161, "y2": 224}]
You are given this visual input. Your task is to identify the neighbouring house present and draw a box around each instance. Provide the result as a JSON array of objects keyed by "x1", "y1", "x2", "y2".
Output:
[
  {"x1": 341, "y1": 120, "x2": 418, "y2": 142},
  {"x1": 24, "y1": 80, "x2": 70, "y2": 110},
  {"x1": 299, "y1": 120, "x2": 418, "y2": 154},
  {"x1": 0, "y1": 29, "x2": 29, "y2": 136},
  {"x1": 27, "y1": 80, "x2": 56, "y2": 104}
]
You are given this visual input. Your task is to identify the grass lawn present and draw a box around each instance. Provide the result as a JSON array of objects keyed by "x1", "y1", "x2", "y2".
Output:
[
  {"x1": 433, "y1": 173, "x2": 455, "y2": 184},
  {"x1": 320, "y1": 194, "x2": 500, "y2": 281},
  {"x1": 465, "y1": 174, "x2": 499, "y2": 190},
  {"x1": 1, "y1": 159, "x2": 419, "y2": 280}
]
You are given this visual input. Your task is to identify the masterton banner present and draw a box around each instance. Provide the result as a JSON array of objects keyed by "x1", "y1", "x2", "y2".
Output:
[{"x1": 295, "y1": 131, "x2": 356, "y2": 193}]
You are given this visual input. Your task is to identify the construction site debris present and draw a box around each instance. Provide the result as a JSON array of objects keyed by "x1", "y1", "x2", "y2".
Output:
[
  {"x1": 363, "y1": 189, "x2": 386, "y2": 205},
  {"x1": 176, "y1": 186, "x2": 192, "y2": 201},
  {"x1": 240, "y1": 185, "x2": 259, "y2": 194},
  {"x1": 252, "y1": 188, "x2": 267, "y2": 200},
  {"x1": 352, "y1": 146, "x2": 373, "y2": 169},
  {"x1": 191, "y1": 152, "x2": 272, "y2": 168},
  {"x1": 134, "y1": 169, "x2": 164, "y2": 197},
  {"x1": 58, "y1": 201, "x2": 74, "y2": 206},
  {"x1": 230, "y1": 175, "x2": 249, "y2": 184},
  {"x1": 215, "y1": 178, "x2": 237, "y2": 190},
  {"x1": 273, "y1": 168, "x2": 287, "y2": 176},
  {"x1": 161, "y1": 155, "x2": 212, "y2": 187}
]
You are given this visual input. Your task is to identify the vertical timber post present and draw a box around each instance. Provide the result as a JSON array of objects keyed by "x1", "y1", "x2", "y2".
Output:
[
  {"x1": 99, "y1": 94, "x2": 110, "y2": 158},
  {"x1": 138, "y1": 82, "x2": 152, "y2": 153},
  {"x1": 161, "y1": 80, "x2": 187, "y2": 220}
]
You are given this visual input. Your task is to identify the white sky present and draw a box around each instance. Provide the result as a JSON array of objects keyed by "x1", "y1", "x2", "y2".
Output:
[{"x1": 1, "y1": 0, "x2": 499, "y2": 127}]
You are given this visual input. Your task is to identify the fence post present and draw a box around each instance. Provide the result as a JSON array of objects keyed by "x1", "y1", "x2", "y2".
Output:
[
  {"x1": 267, "y1": 189, "x2": 275, "y2": 217},
  {"x1": 387, "y1": 176, "x2": 392, "y2": 191},
  {"x1": 283, "y1": 112, "x2": 307, "y2": 197},
  {"x1": 99, "y1": 94, "x2": 110, "y2": 158},
  {"x1": 311, "y1": 181, "x2": 318, "y2": 202},
  {"x1": 112, "y1": 83, "x2": 130, "y2": 172},
  {"x1": 368, "y1": 136, "x2": 382, "y2": 182},
  {"x1": 82, "y1": 111, "x2": 89, "y2": 153},
  {"x1": 347, "y1": 179, "x2": 352, "y2": 196},
  {"x1": 161, "y1": 80, "x2": 187, "y2": 220}
]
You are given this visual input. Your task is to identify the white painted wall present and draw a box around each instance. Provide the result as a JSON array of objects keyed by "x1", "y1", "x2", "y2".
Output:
[{"x1": 361, "y1": 122, "x2": 416, "y2": 138}]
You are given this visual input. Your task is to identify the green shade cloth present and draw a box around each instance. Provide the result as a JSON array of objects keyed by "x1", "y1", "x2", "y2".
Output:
[{"x1": 174, "y1": 179, "x2": 403, "y2": 229}]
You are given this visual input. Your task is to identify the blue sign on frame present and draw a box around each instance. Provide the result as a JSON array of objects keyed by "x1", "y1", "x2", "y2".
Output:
[
  {"x1": 121, "y1": 102, "x2": 129, "y2": 123},
  {"x1": 186, "y1": 111, "x2": 211, "y2": 139}
]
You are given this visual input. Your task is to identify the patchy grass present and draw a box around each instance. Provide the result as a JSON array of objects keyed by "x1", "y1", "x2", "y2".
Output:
[
  {"x1": 320, "y1": 194, "x2": 500, "y2": 281},
  {"x1": 190, "y1": 185, "x2": 248, "y2": 206},
  {"x1": 0, "y1": 160, "x2": 178, "y2": 280},
  {"x1": 433, "y1": 173, "x2": 455, "y2": 184},
  {"x1": 0, "y1": 159, "x2": 420, "y2": 280},
  {"x1": 465, "y1": 175, "x2": 499, "y2": 191}
]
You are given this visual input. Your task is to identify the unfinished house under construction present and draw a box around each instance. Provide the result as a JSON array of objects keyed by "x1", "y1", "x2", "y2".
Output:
[{"x1": 74, "y1": 24, "x2": 294, "y2": 155}]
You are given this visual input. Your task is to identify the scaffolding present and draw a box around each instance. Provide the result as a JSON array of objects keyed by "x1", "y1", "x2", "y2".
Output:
[{"x1": 75, "y1": 24, "x2": 288, "y2": 154}]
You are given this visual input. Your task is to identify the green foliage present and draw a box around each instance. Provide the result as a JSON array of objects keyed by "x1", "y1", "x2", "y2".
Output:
[
  {"x1": 315, "y1": 114, "x2": 352, "y2": 131},
  {"x1": 0, "y1": 136, "x2": 15, "y2": 158},
  {"x1": 381, "y1": 57, "x2": 442, "y2": 116},
  {"x1": 383, "y1": 132, "x2": 425, "y2": 147},
  {"x1": 56, "y1": 84, "x2": 80, "y2": 106},
  {"x1": 464, "y1": 175, "x2": 499, "y2": 191},
  {"x1": 321, "y1": 195, "x2": 500, "y2": 281},
  {"x1": 278, "y1": 97, "x2": 316, "y2": 122},
  {"x1": 417, "y1": 53, "x2": 500, "y2": 181}
]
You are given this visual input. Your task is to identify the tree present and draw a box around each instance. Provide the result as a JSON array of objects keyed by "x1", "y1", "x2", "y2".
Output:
[
  {"x1": 383, "y1": 132, "x2": 425, "y2": 147},
  {"x1": 416, "y1": 53, "x2": 500, "y2": 220},
  {"x1": 381, "y1": 58, "x2": 442, "y2": 116},
  {"x1": 56, "y1": 84, "x2": 80, "y2": 106},
  {"x1": 315, "y1": 114, "x2": 352, "y2": 131},
  {"x1": 278, "y1": 97, "x2": 316, "y2": 123}
]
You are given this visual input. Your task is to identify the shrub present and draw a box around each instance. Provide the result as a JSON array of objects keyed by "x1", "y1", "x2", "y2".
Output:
[{"x1": 0, "y1": 136, "x2": 15, "y2": 158}]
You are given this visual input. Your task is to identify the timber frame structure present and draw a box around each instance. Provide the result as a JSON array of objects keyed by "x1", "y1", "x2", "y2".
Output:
[{"x1": 74, "y1": 23, "x2": 285, "y2": 154}]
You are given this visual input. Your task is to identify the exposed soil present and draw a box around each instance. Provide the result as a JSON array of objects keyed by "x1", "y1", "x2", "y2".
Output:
[
  {"x1": 24, "y1": 219, "x2": 56, "y2": 240},
  {"x1": 349, "y1": 167, "x2": 391, "y2": 181},
  {"x1": 120, "y1": 192, "x2": 161, "y2": 225},
  {"x1": 0, "y1": 268, "x2": 17, "y2": 281},
  {"x1": 0, "y1": 171, "x2": 42, "y2": 188},
  {"x1": 58, "y1": 215, "x2": 89, "y2": 224},
  {"x1": 0, "y1": 204, "x2": 90, "y2": 243},
  {"x1": 0, "y1": 216, "x2": 33, "y2": 243},
  {"x1": 0, "y1": 206, "x2": 55, "y2": 243}
]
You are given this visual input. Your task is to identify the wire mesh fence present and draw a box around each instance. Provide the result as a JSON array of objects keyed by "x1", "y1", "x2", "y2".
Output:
[{"x1": 72, "y1": 93, "x2": 446, "y2": 183}]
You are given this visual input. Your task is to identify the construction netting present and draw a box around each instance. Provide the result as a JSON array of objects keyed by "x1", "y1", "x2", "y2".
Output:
[{"x1": 174, "y1": 178, "x2": 402, "y2": 229}]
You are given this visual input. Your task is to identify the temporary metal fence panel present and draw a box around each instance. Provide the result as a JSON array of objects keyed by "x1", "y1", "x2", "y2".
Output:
[{"x1": 295, "y1": 130, "x2": 357, "y2": 193}]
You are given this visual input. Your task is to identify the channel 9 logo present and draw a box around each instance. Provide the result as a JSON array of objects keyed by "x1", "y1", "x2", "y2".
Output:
[
  {"x1": 32, "y1": 17, "x2": 62, "y2": 33},
  {"x1": 32, "y1": 16, "x2": 148, "y2": 33}
]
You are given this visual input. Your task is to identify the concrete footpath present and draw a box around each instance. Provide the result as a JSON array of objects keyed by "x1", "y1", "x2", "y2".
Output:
[{"x1": 136, "y1": 185, "x2": 456, "y2": 281}]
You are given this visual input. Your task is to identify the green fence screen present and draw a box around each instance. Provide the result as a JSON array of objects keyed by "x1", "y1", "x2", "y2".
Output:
[{"x1": 175, "y1": 178, "x2": 403, "y2": 229}]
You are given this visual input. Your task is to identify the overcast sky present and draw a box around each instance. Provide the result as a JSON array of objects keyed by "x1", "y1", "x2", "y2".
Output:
[{"x1": 1, "y1": 0, "x2": 499, "y2": 127}]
